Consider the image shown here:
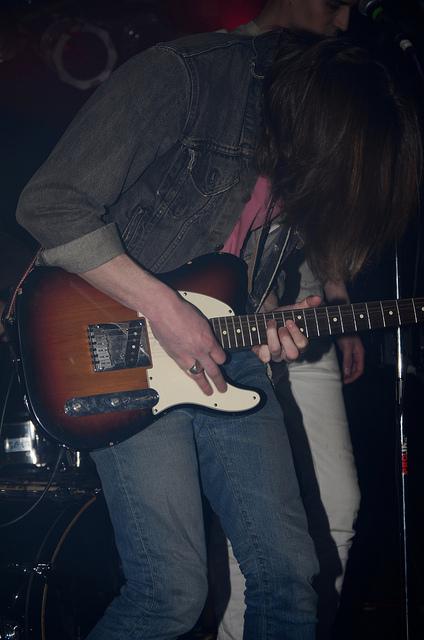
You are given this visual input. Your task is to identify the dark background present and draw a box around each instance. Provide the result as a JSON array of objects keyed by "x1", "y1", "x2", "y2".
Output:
[{"x1": 0, "y1": 1, "x2": 424, "y2": 639}]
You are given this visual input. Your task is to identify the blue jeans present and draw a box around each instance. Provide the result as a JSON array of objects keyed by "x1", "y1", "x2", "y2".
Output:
[{"x1": 88, "y1": 351, "x2": 318, "y2": 640}]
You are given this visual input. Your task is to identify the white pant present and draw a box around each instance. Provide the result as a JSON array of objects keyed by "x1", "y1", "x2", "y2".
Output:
[{"x1": 214, "y1": 261, "x2": 361, "y2": 640}]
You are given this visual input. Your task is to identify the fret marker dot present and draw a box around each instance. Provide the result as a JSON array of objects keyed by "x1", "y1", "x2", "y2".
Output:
[
  {"x1": 236, "y1": 328, "x2": 241, "y2": 333},
  {"x1": 359, "y1": 314, "x2": 364, "y2": 319},
  {"x1": 223, "y1": 330, "x2": 227, "y2": 335},
  {"x1": 297, "y1": 315, "x2": 302, "y2": 320},
  {"x1": 252, "y1": 326, "x2": 257, "y2": 332},
  {"x1": 333, "y1": 317, "x2": 338, "y2": 322},
  {"x1": 422, "y1": 307, "x2": 424, "y2": 312},
  {"x1": 389, "y1": 311, "x2": 394, "y2": 316},
  {"x1": 300, "y1": 327, "x2": 304, "y2": 333}
]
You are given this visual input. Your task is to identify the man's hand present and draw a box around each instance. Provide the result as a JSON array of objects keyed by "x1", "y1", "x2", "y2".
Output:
[
  {"x1": 324, "y1": 279, "x2": 365, "y2": 384},
  {"x1": 149, "y1": 294, "x2": 227, "y2": 396},
  {"x1": 253, "y1": 295, "x2": 321, "y2": 364},
  {"x1": 336, "y1": 335, "x2": 365, "y2": 384},
  {"x1": 80, "y1": 254, "x2": 227, "y2": 396}
]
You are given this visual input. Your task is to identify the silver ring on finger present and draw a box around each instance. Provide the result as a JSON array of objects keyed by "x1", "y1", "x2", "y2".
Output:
[{"x1": 187, "y1": 359, "x2": 204, "y2": 375}]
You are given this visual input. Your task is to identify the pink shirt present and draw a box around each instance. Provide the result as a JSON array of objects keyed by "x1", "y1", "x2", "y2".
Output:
[{"x1": 222, "y1": 176, "x2": 280, "y2": 257}]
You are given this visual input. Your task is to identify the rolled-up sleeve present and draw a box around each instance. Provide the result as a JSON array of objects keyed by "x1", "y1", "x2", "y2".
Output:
[
  {"x1": 37, "y1": 224, "x2": 124, "y2": 272},
  {"x1": 16, "y1": 45, "x2": 190, "y2": 273}
]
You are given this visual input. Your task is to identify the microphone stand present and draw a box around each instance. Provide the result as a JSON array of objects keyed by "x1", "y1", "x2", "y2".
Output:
[
  {"x1": 359, "y1": 4, "x2": 424, "y2": 637},
  {"x1": 391, "y1": 39, "x2": 423, "y2": 640},
  {"x1": 393, "y1": 31, "x2": 424, "y2": 640},
  {"x1": 394, "y1": 243, "x2": 410, "y2": 640}
]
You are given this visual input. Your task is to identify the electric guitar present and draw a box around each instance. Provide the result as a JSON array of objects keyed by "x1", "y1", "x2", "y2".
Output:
[{"x1": 13, "y1": 252, "x2": 424, "y2": 450}]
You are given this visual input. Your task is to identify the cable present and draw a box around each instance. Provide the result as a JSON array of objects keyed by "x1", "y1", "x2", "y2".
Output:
[{"x1": 0, "y1": 447, "x2": 65, "y2": 528}]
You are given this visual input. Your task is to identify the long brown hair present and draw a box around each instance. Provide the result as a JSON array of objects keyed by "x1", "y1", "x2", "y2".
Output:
[{"x1": 257, "y1": 31, "x2": 422, "y2": 282}]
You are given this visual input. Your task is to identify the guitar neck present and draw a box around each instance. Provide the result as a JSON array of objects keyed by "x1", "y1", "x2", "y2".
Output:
[{"x1": 210, "y1": 298, "x2": 424, "y2": 351}]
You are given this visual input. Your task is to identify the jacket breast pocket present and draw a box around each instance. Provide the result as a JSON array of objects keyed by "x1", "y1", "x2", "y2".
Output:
[{"x1": 155, "y1": 145, "x2": 240, "y2": 221}]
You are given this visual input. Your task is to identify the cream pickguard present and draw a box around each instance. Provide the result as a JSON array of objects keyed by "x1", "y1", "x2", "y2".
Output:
[{"x1": 145, "y1": 291, "x2": 261, "y2": 416}]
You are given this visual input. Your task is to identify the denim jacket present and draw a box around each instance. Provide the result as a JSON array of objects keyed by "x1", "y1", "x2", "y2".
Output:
[{"x1": 16, "y1": 30, "x2": 297, "y2": 310}]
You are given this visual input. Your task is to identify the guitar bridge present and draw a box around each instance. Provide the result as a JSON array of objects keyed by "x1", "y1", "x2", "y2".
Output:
[{"x1": 88, "y1": 320, "x2": 151, "y2": 372}]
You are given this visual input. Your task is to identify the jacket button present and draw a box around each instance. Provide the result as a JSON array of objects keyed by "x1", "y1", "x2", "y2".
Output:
[{"x1": 214, "y1": 243, "x2": 224, "y2": 252}]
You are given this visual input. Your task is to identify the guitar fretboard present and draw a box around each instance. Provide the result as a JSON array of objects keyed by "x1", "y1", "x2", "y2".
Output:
[{"x1": 210, "y1": 298, "x2": 424, "y2": 351}]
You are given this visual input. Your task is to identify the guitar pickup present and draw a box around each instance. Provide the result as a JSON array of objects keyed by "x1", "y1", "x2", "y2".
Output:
[
  {"x1": 64, "y1": 389, "x2": 159, "y2": 417},
  {"x1": 88, "y1": 320, "x2": 151, "y2": 372}
]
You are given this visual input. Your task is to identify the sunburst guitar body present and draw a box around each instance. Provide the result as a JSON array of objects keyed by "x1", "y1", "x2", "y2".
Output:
[{"x1": 12, "y1": 252, "x2": 424, "y2": 450}]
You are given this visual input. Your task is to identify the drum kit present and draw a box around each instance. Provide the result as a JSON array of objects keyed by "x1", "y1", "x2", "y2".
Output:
[{"x1": 0, "y1": 345, "x2": 123, "y2": 640}]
